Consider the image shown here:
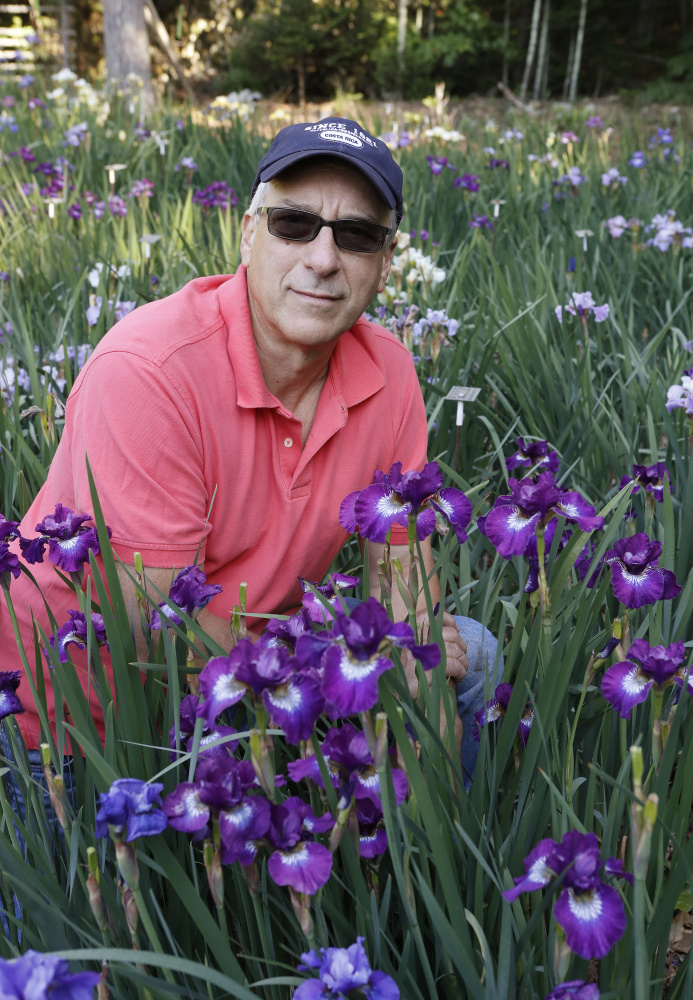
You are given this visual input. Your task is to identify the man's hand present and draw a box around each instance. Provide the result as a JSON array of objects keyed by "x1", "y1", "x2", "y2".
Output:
[{"x1": 400, "y1": 610, "x2": 468, "y2": 700}]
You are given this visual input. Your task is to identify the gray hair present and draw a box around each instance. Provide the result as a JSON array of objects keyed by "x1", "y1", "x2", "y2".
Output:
[{"x1": 247, "y1": 179, "x2": 398, "y2": 235}]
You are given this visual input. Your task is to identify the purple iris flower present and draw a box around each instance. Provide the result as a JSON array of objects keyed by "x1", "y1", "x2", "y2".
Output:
[
  {"x1": 0, "y1": 543, "x2": 21, "y2": 585},
  {"x1": 95, "y1": 778, "x2": 168, "y2": 841},
  {"x1": 300, "y1": 573, "x2": 360, "y2": 623},
  {"x1": 474, "y1": 682, "x2": 533, "y2": 745},
  {"x1": 340, "y1": 461, "x2": 472, "y2": 544},
  {"x1": 606, "y1": 533, "x2": 681, "y2": 609},
  {"x1": 356, "y1": 798, "x2": 389, "y2": 858},
  {"x1": 455, "y1": 173, "x2": 481, "y2": 191},
  {"x1": 479, "y1": 471, "x2": 604, "y2": 559},
  {"x1": 486, "y1": 158, "x2": 509, "y2": 169},
  {"x1": 602, "y1": 638, "x2": 690, "y2": 717},
  {"x1": 295, "y1": 937, "x2": 399, "y2": 1000},
  {"x1": 256, "y1": 608, "x2": 314, "y2": 651},
  {"x1": 585, "y1": 116, "x2": 604, "y2": 129},
  {"x1": 574, "y1": 539, "x2": 606, "y2": 589},
  {"x1": 504, "y1": 831, "x2": 628, "y2": 959},
  {"x1": 288, "y1": 722, "x2": 408, "y2": 808},
  {"x1": 168, "y1": 693, "x2": 238, "y2": 761},
  {"x1": 426, "y1": 156, "x2": 455, "y2": 175},
  {"x1": 19, "y1": 503, "x2": 106, "y2": 573},
  {"x1": 545, "y1": 981, "x2": 600, "y2": 999},
  {"x1": 470, "y1": 214, "x2": 493, "y2": 230},
  {"x1": 555, "y1": 292, "x2": 609, "y2": 323},
  {"x1": 129, "y1": 178, "x2": 155, "y2": 199},
  {"x1": 0, "y1": 950, "x2": 100, "y2": 1000},
  {"x1": 0, "y1": 671, "x2": 24, "y2": 720},
  {"x1": 198, "y1": 640, "x2": 324, "y2": 743},
  {"x1": 629, "y1": 151, "x2": 646, "y2": 168},
  {"x1": 505, "y1": 437, "x2": 560, "y2": 474},
  {"x1": 192, "y1": 181, "x2": 238, "y2": 211},
  {"x1": 267, "y1": 797, "x2": 334, "y2": 894},
  {"x1": 150, "y1": 563, "x2": 222, "y2": 628},
  {"x1": 108, "y1": 195, "x2": 127, "y2": 217},
  {"x1": 619, "y1": 462, "x2": 668, "y2": 503},
  {"x1": 297, "y1": 598, "x2": 440, "y2": 719},
  {"x1": 47, "y1": 609, "x2": 109, "y2": 663}
]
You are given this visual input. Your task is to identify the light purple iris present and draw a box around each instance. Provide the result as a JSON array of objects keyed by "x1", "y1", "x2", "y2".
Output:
[
  {"x1": 340, "y1": 461, "x2": 472, "y2": 544},
  {"x1": 300, "y1": 573, "x2": 360, "y2": 623},
  {"x1": 474, "y1": 682, "x2": 534, "y2": 745},
  {"x1": 426, "y1": 156, "x2": 455, "y2": 175},
  {"x1": 19, "y1": 503, "x2": 107, "y2": 573},
  {"x1": 95, "y1": 778, "x2": 168, "y2": 842},
  {"x1": 629, "y1": 151, "x2": 646, "y2": 168},
  {"x1": 601, "y1": 167, "x2": 627, "y2": 188},
  {"x1": 666, "y1": 373, "x2": 693, "y2": 415},
  {"x1": 150, "y1": 563, "x2": 222, "y2": 628},
  {"x1": 545, "y1": 981, "x2": 600, "y2": 999},
  {"x1": 47, "y1": 609, "x2": 109, "y2": 663},
  {"x1": 287, "y1": 722, "x2": 408, "y2": 808},
  {"x1": 197, "y1": 640, "x2": 324, "y2": 744},
  {"x1": 505, "y1": 437, "x2": 560, "y2": 474},
  {"x1": 267, "y1": 797, "x2": 334, "y2": 894},
  {"x1": 606, "y1": 533, "x2": 681, "y2": 609},
  {"x1": 478, "y1": 471, "x2": 604, "y2": 559},
  {"x1": 504, "y1": 830, "x2": 629, "y2": 959},
  {"x1": 602, "y1": 638, "x2": 690, "y2": 718},
  {"x1": 296, "y1": 598, "x2": 440, "y2": 719},
  {"x1": 619, "y1": 462, "x2": 668, "y2": 503},
  {"x1": 0, "y1": 951, "x2": 100, "y2": 1000},
  {"x1": 555, "y1": 292, "x2": 609, "y2": 323},
  {"x1": 585, "y1": 115, "x2": 604, "y2": 129},
  {"x1": 295, "y1": 937, "x2": 399, "y2": 1000},
  {"x1": 454, "y1": 173, "x2": 481, "y2": 191},
  {"x1": 192, "y1": 181, "x2": 238, "y2": 211},
  {"x1": 0, "y1": 670, "x2": 24, "y2": 721},
  {"x1": 470, "y1": 213, "x2": 493, "y2": 230}
]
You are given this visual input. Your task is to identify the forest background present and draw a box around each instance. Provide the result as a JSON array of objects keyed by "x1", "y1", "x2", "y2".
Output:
[{"x1": 10, "y1": 0, "x2": 693, "y2": 111}]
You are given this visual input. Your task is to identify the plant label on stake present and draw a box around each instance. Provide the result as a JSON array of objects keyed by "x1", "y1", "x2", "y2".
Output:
[{"x1": 446, "y1": 386, "x2": 481, "y2": 471}]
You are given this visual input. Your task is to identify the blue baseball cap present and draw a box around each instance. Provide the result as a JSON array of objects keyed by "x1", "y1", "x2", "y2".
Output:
[{"x1": 251, "y1": 118, "x2": 404, "y2": 224}]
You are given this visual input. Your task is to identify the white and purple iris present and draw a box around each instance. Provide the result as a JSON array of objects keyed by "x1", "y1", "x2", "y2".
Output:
[
  {"x1": 197, "y1": 640, "x2": 325, "y2": 744},
  {"x1": 474, "y1": 682, "x2": 534, "y2": 745},
  {"x1": 555, "y1": 292, "x2": 609, "y2": 324},
  {"x1": 19, "y1": 503, "x2": 106, "y2": 574},
  {"x1": 666, "y1": 372, "x2": 693, "y2": 415},
  {"x1": 505, "y1": 437, "x2": 560, "y2": 475},
  {"x1": 295, "y1": 936, "x2": 399, "y2": 1000},
  {"x1": 340, "y1": 461, "x2": 472, "y2": 544},
  {"x1": 46, "y1": 609, "x2": 109, "y2": 664},
  {"x1": 504, "y1": 830, "x2": 630, "y2": 959},
  {"x1": 545, "y1": 981, "x2": 600, "y2": 999},
  {"x1": 95, "y1": 777, "x2": 168, "y2": 842},
  {"x1": 619, "y1": 462, "x2": 668, "y2": 503},
  {"x1": 294, "y1": 598, "x2": 440, "y2": 719},
  {"x1": 150, "y1": 563, "x2": 222, "y2": 628},
  {"x1": 266, "y1": 797, "x2": 334, "y2": 894},
  {"x1": 300, "y1": 573, "x2": 360, "y2": 624},
  {"x1": 0, "y1": 670, "x2": 24, "y2": 721},
  {"x1": 287, "y1": 722, "x2": 408, "y2": 811},
  {"x1": 477, "y1": 471, "x2": 604, "y2": 560},
  {"x1": 606, "y1": 533, "x2": 681, "y2": 610},
  {"x1": 601, "y1": 638, "x2": 691, "y2": 718},
  {"x1": 0, "y1": 951, "x2": 100, "y2": 1000}
]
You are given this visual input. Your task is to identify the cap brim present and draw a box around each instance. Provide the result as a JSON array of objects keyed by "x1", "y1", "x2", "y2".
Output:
[{"x1": 259, "y1": 149, "x2": 398, "y2": 215}]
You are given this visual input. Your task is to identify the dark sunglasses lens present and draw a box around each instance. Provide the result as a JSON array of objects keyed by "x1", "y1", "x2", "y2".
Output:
[
  {"x1": 334, "y1": 222, "x2": 385, "y2": 252},
  {"x1": 268, "y1": 209, "x2": 319, "y2": 241}
]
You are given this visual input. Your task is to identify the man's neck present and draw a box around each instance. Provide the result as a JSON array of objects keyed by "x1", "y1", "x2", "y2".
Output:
[{"x1": 248, "y1": 300, "x2": 337, "y2": 442}]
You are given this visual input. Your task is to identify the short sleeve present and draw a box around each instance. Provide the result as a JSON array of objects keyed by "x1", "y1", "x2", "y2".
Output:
[{"x1": 65, "y1": 350, "x2": 211, "y2": 566}]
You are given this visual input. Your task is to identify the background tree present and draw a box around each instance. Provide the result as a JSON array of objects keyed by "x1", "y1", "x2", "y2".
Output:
[{"x1": 103, "y1": 0, "x2": 155, "y2": 112}]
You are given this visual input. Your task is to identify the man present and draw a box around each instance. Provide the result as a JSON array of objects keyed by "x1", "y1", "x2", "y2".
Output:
[{"x1": 3, "y1": 118, "x2": 498, "y2": 779}]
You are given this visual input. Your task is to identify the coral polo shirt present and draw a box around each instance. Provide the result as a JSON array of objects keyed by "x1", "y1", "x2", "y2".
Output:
[{"x1": 4, "y1": 266, "x2": 428, "y2": 747}]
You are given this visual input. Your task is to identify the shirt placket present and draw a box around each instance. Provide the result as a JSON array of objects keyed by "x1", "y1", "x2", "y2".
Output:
[{"x1": 274, "y1": 406, "x2": 303, "y2": 486}]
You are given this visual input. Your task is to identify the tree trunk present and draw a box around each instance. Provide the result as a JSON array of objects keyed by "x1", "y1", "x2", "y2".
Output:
[
  {"x1": 519, "y1": 0, "x2": 542, "y2": 103},
  {"x1": 103, "y1": 0, "x2": 155, "y2": 114},
  {"x1": 562, "y1": 32, "x2": 575, "y2": 98},
  {"x1": 297, "y1": 56, "x2": 306, "y2": 107},
  {"x1": 501, "y1": 0, "x2": 511, "y2": 86},
  {"x1": 533, "y1": 0, "x2": 549, "y2": 100},
  {"x1": 397, "y1": 0, "x2": 407, "y2": 93},
  {"x1": 568, "y1": 0, "x2": 588, "y2": 101}
]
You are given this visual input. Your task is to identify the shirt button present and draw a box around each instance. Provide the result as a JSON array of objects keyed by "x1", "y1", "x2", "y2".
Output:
[{"x1": 284, "y1": 437, "x2": 293, "y2": 448}]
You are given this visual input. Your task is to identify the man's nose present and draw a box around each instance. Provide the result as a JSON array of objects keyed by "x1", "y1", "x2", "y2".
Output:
[{"x1": 302, "y1": 224, "x2": 341, "y2": 273}]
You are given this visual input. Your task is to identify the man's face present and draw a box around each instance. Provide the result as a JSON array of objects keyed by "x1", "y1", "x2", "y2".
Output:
[{"x1": 241, "y1": 159, "x2": 397, "y2": 354}]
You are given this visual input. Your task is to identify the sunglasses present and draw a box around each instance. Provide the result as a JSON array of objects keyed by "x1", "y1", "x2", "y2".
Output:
[{"x1": 259, "y1": 206, "x2": 393, "y2": 253}]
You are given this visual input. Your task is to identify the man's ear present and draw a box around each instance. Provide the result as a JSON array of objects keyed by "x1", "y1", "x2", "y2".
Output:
[
  {"x1": 240, "y1": 212, "x2": 257, "y2": 267},
  {"x1": 377, "y1": 236, "x2": 397, "y2": 294}
]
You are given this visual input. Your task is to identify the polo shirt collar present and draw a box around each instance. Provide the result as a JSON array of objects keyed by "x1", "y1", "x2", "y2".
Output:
[{"x1": 219, "y1": 265, "x2": 385, "y2": 412}]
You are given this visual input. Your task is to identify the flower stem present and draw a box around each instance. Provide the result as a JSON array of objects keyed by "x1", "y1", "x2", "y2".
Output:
[{"x1": 130, "y1": 884, "x2": 176, "y2": 984}]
